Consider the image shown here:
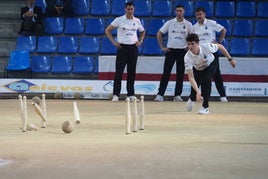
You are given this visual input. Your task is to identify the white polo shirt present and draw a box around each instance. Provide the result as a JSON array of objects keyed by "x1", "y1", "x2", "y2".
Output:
[
  {"x1": 193, "y1": 18, "x2": 224, "y2": 44},
  {"x1": 159, "y1": 18, "x2": 193, "y2": 49},
  {"x1": 184, "y1": 43, "x2": 218, "y2": 71},
  {"x1": 111, "y1": 15, "x2": 144, "y2": 45}
]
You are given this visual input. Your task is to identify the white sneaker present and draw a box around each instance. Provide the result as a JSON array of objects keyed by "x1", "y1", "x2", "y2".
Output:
[
  {"x1": 220, "y1": 97, "x2": 228, "y2": 102},
  {"x1": 112, "y1": 95, "x2": 119, "y2": 102},
  {"x1": 186, "y1": 98, "x2": 194, "y2": 112},
  {"x1": 173, "y1": 95, "x2": 183, "y2": 102},
  {"x1": 198, "y1": 107, "x2": 209, "y2": 114},
  {"x1": 154, "y1": 95, "x2": 163, "y2": 102},
  {"x1": 127, "y1": 96, "x2": 140, "y2": 102}
]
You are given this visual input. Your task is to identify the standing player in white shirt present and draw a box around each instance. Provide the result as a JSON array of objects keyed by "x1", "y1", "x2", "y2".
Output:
[
  {"x1": 154, "y1": 4, "x2": 193, "y2": 102},
  {"x1": 193, "y1": 7, "x2": 228, "y2": 102},
  {"x1": 184, "y1": 34, "x2": 236, "y2": 114},
  {"x1": 105, "y1": 1, "x2": 145, "y2": 102}
]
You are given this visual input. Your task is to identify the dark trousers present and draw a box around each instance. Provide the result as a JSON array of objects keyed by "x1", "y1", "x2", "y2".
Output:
[
  {"x1": 45, "y1": 5, "x2": 73, "y2": 17},
  {"x1": 113, "y1": 44, "x2": 138, "y2": 97},
  {"x1": 157, "y1": 49, "x2": 186, "y2": 96},
  {"x1": 22, "y1": 18, "x2": 44, "y2": 35},
  {"x1": 189, "y1": 59, "x2": 217, "y2": 108},
  {"x1": 213, "y1": 52, "x2": 226, "y2": 97}
]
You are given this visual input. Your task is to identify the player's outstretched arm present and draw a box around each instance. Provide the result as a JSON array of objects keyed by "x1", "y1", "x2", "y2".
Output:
[{"x1": 217, "y1": 44, "x2": 237, "y2": 68}]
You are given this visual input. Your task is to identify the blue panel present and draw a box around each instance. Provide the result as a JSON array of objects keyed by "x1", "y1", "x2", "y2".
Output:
[
  {"x1": 252, "y1": 39, "x2": 268, "y2": 56},
  {"x1": 51, "y1": 56, "x2": 72, "y2": 73},
  {"x1": 85, "y1": 18, "x2": 105, "y2": 35},
  {"x1": 73, "y1": 0, "x2": 90, "y2": 15},
  {"x1": 91, "y1": 0, "x2": 110, "y2": 16},
  {"x1": 215, "y1": 1, "x2": 234, "y2": 17},
  {"x1": 254, "y1": 20, "x2": 268, "y2": 36},
  {"x1": 79, "y1": 37, "x2": 100, "y2": 54},
  {"x1": 44, "y1": 17, "x2": 64, "y2": 34},
  {"x1": 194, "y1": 1, "x2": 214, "y2": 17},
  {"x1": 230, "y1": 38, "x2": 250, "y2": 56},
  {"x1": 111, "y1": 0, "x2": 127, "y2": 16},
  {"x1": 152, "y1": 0, "x2": 172, "y2": 17},
  {"x1": 142, "y1": 38, "x2": 163, "y2": 55},
  {"x1": 133, "y1": 0, "x2": 151, "y2": 17},
  {"x1": 100, "y1": 37, "x2": 117, "y2": 55},
  {"x1": 31, "y1": 56, "x2": 51, "y2": 72},
  {"x1": 257, "y1": 2, "x2": 268, "y2": 17},
  {"x1": 173, "y1": 1, "x2": 193, "y2": 17},
  {"x1": 233, "y1": 20, "x2": 253, "y2": 37},
  {"x1": 36, "y1": 36, "x2": 57, "y2": 53},
  {"x1": 64, "y1": 18, "x2": 84, "y2": 34},
  {"x1": 58, "y1": 36, "x2": 78, "y2": 54},
  {"x1": 72, "y1": 56, "x2": 94, "y2": 74},
  {"x1": 236, "y1": 1, "x2": 256, "y2": 17},
  {"x1": 16, "y1": 36, "x2": 36, "y2": 52},
  {"x1": 147, "y1": 19, "x2": 165, "y2": 36},
  {"x1": 6, "y1": 50, "x2": 30, "y2": 70}
]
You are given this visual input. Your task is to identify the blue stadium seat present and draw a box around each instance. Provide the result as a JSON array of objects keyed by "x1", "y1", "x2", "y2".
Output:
[
  {"x1": 133, "y1": 0, "x2": 151, "y2": 17},
  {"x1": 152, "y1": 0, "x2": 172, "y2": 17},
  {"x1": 215, "y1": 1, "x2": 235, "y2": 17},
  {"x1": 236, "y1": 1, "x2": 256, "y2": 17},
  {"x1": 111, "y1": 0, "x2": 127, "y2": 16},
  {"x1": 194, "y1": 1, "x2": 214, "y2": 17},
  {"x1": 73, "y1": 0, "x2": 90, "y2": 16},
  {"x1": 51, "y1": 56, "x2": 72, "y2": 73},
  {"x1": 233, "y1": 20, "x2": 253, "y2": 37},
  {"x1": 64, "y1": 18, "x2": 84, "y2": 34},
  {"x1": 15, "y1": 36, "x2": 36, "y2": 52},
  {"x1": 72, "y1": 56, "x2": 94, "y2": 74},
  {"x1": 257, "y1": 2, "x2": 268, "y2": 18},
  {"x1": 218, "y1": 39, "x2": 229, "y2": 56},
  {"x1": 36, "y1": 36, "x2": 57, "y2": 53},
  {"x1": 79, "y1": 37, "x2": 100, "y2": 54},
  {"x1": 173, "y1": 1, "x2": 193, "y2": 17},
  {"x1": 44, "y1": 17, "x2": 64, "y2": 34},
  {"x1": 6, "y1": 50, "x2": 30, "y2": 70},
  {"x1": 100, "y1": 37, "x2": 117, "y2": 55},
  {"x1": 105, "y1": 18, "x2": 117, "y2": 36},
  {"x1": 85, "y1": 18, "x2": 105, "y2": 35},
  {"x1": 147, "y1": 19, "x2": 165, "y2": 36},
  {"x1": 251, "y1": 39, "x2": 268, "y2": 56},
  {"x1": 254, "y1": 20, "x2": 268, "y2": 36},
  {"x1": 31, "y1": 56, "x2": 51, "y2": 73},
  {"x1": 230, "y1": 38, "x2": 250, "y2": 56},
  {"x1": 93, "y1": 56, "x2": 98, "y2": 74},
  {"x1": 58, "y1": 36, "x2": 78, "y2": 54},
  {"x1": 91, "y1": 0, "x2": 110, "y2": 16},
  {"x1": 216, "y1": 19, "x2": 232, "y2": 36},
  {"x1": 5, "y1": 50, "x2": 31, "y2": 77},
  {"x1": 35, "y1": 0, "x2": 46, "y2": 13},
  {"x1": 142, "y1": 38, "x2": 163, "y2": 55}
]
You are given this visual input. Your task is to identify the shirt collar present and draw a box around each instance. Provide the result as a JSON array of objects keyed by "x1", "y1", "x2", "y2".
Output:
[
  {"x1": 198, "y1": 18, "x2": 207, "y2": 25},
  {"x1": 125, "y1": 14, "x2": 134, "y2": 20},
  {"x1": 174, "y1": 18, "x2": 185, "y2": 24}
]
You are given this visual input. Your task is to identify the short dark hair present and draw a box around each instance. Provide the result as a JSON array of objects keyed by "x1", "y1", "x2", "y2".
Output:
[
  {"x1": 125, "y1": 1, "x2": 134, "y2": 7},
  {"x1": 175, "y1": 4, "x2": 185, "y2": 9},
  {"x1": 195, "y1": 7, "x2": 205, "y2": 13},
  {"x1": 186, "y1": 34, "x2": 200, "y2": 43}
]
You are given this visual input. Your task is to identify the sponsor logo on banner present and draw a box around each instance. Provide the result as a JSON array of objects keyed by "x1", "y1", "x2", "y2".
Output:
[
  {"x1": 227, "y1": 86, "x2": 266, "y2": 96},
  {"x1": 103, "y1": 80, "x2": 157, "y2": 94},
  {"x1": 2, "y1": 79, "x2": 93, "y2": 93},
  {"x1": 1, "y1": 79, "x2": 267, "y2": 97},
  {"x1": 3, "y1": 80, "x2": 35, "y2": 92}
]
